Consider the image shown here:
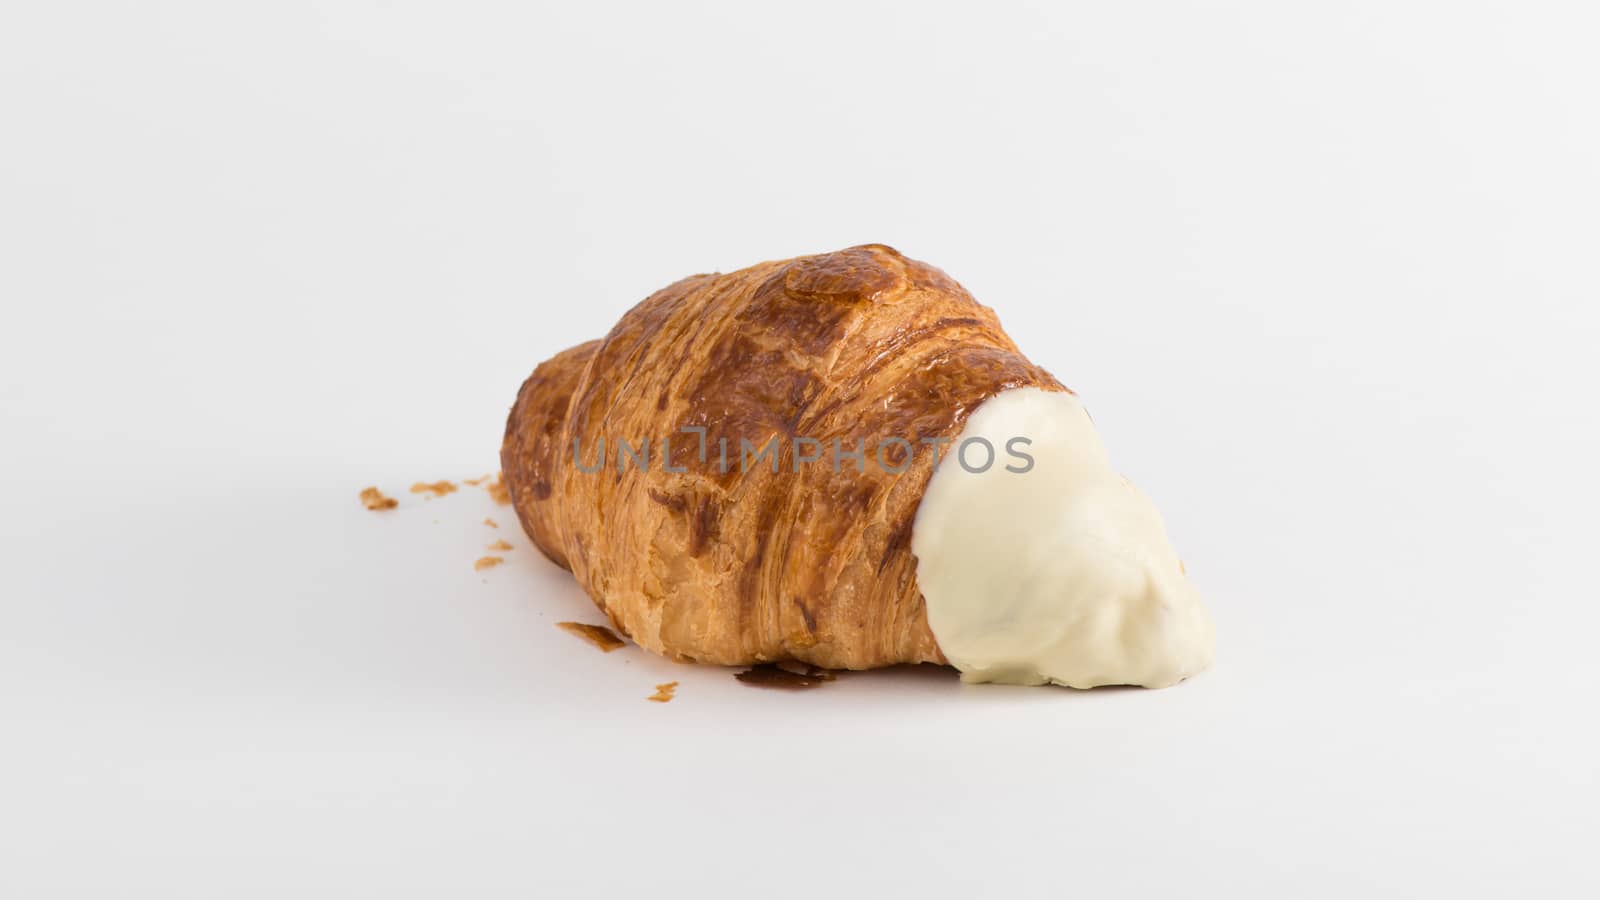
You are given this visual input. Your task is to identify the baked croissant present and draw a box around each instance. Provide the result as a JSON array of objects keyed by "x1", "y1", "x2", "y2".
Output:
[{"x1": 503, "y1": 245, "x2": 1214, "y2": 688}]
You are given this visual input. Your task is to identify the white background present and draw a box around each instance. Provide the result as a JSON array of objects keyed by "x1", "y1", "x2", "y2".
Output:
[{"x1": 3, "y1": 1, "x2": 1597, "y2": 896}]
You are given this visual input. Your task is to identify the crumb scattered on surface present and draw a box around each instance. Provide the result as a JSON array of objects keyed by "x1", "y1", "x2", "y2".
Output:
[
  {"x1": 359, "y1": 487, "x2": 398, "y2": 511},
  {"x1": 411, "y1": 480, "x2": 457, "y2": 498},
  {"x1": 464, "y1": 473, "x2": 494, "y2": 486},
  {"x1": 483, "y1": 518, "x2": 498, "y2": 528},
  {"x1": 473, "y1": 555, "x2": 504, "y2": 572},
  {"x1": 557, "y1": 621, "x2": 626, "y2": 652},
  {"x1": 735, "y1": 662, "x2": 838, "y2": 690},
  {"x1": 487, "y1": 539, "x2": 513, "y2": 552},
  {"x1": 648, "y1": 681, "x2": 678, "y2": 703},
  {"x1": 1180, "y1": 560, "x2": 1187, "y2": 575},
  {"x1": 486, "y1": 473, "x2": 510, "y2": 505}
]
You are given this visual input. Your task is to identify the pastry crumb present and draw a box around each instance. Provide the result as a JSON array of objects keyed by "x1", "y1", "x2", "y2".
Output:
[
  {"x1": 359, "y1": 487, "x2": 398, "y2": 511},
  {"x1": 648, "y1": 681, "x2": 678, "y2": 703},
  {"x1": 487, "y1": 539, "x2": 513, "y2": 551},
  {"x1": 464, "y1": 473, "x2": 494, "y2": 486},
  {"x1": 411, "y1": 480, "x2": 457, "y2": 498},
  {"x1": 557, "y1": 621, "x2": 626, "y2": 652},
  {"x1": 483, "y1": 517, "x2": 498, "y2": 528},
  {"x1": 486, "y1": 473, "x2": 510, "y2": 505},
  {"x1": 473, "y1": 555, "x2": 504, "y2": 572}
]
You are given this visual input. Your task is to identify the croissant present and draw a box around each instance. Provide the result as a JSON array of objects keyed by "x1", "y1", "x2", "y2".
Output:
[{"x1": 502, "y1": 245, "x2": 1214, "y2": 688}]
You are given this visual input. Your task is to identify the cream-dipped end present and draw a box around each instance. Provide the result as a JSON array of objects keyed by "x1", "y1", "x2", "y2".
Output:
[{"x1": 911, "y1": 388, "x2": 1215, "y2": 688}]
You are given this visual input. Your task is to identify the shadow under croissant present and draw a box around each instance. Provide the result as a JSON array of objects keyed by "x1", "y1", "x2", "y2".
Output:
[
  {"x1": 734, "y1": 661, "x2": 842, "y2": 689},
  {"x1": 553, "y1": 618, "x2": 1160, "y2": 694},
  {"x1": 733, "y1": 661, "x2": 1152, "y2": 693},
  {"x1": 733, "y1": 661, "x2": 973, "y2": 690}
]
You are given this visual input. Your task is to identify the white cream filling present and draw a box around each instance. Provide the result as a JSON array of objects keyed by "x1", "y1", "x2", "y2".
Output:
[{"x1": 911, "y1": 387, "x2": 1215, "y2": 688}]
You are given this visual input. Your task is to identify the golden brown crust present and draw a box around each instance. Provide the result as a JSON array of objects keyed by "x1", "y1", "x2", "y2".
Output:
[
  {"x1": 502, "y1": 245, "x2": 1063, "y2": 670},
  {"x1": 504, "y1": 342, "x2": 598, "y2": 569}
]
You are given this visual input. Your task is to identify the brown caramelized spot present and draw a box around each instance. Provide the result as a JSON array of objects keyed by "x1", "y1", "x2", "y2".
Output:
[
  {"x1": 411, "y1": 480, "x2": 457, "y2": 498},
  {"x1": 648, "y1": 681, "x2": 678, "y2": 703},
  {"x1": 359, "y1": 486, "x2": 398, "y2": 511},
  {"x1": 557, "y1": 621, "x2": 626, "y2": 652},
  {"x1": 473, "y1": 555, "x2": 504, "y2": 572},
  {"x1": 486, "y1": 473, "x2": 511, "y2": 505},
  {"x1": 688, "y1": 495, "x2": 720, "y2": 557},
  {"x1": 735, "y1": 662, "x2": 838, "y2": 690},
  {"x1": 794, "y1": 597, "x2": 817, "y2": 634},
  {"x1": 878, "y1": 519, "x2": 913, "y2": 575},
  {"x1": 647, "y1": 487, "x2": 688, "y2": 512},
  {"x1": 487, "y1": 539, "x2": 513, "y2": 552}
]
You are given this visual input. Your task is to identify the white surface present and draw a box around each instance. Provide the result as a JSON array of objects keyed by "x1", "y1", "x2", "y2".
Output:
[{"x1": 3, "y1": 1, "x2": 1598, "y2": 897}]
